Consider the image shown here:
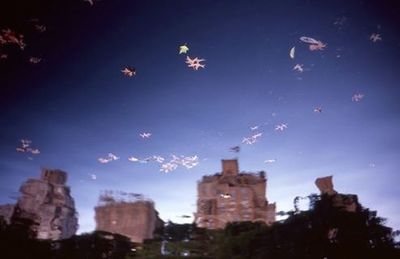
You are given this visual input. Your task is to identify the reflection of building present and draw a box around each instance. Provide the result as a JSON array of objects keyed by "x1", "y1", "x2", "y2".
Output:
[
  {"x1": 95, "y1": 192, "x2": 163, "y2": 243},
  {"x1": 194, "y1": 159, "x2": 276, "y2": 229},
  {"x1": 0, "y1": 168, "x2": 78, "y2": 240}
]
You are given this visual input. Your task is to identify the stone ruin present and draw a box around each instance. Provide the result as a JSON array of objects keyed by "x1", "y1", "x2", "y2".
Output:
[
  {"x1": 8, "y1": 168, "x2": 78, "y2": 240},
  {"x1": 315, "y1": 175, "x2": 359, "y2": 213},
  {"x1": 95, "y1": 190, "x2": 163, "y2": 243}
]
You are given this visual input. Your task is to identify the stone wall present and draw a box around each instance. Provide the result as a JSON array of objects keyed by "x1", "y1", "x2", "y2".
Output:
[{"x1": 95, "y1": 198, "x2": 162, "y2": 243}]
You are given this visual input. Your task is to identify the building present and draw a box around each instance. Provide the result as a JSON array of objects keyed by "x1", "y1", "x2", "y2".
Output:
[
  {"x1": 5, "y1": 168, "x2": 78, "y2": 240},
  {"x1": 194, "y1": 159, "x2": 276, "y2": 229},
  {"x1": 95, "y1": 191, "x2": 163, "y2": 243}
]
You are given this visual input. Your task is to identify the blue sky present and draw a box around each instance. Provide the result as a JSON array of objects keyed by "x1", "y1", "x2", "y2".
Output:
[{"x1": 0, "y1": 0, "x2": 399, "y2": 234}]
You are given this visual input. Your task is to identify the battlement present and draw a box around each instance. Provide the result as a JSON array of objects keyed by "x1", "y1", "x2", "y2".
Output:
[{"x1": 98, "y1": 190, "x2": 152, "y2": 206}]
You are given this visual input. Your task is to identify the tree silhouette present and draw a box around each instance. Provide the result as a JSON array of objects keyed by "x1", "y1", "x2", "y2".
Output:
[{"x1": 212, "y1": 194, "x2": 400, "y2": 259}]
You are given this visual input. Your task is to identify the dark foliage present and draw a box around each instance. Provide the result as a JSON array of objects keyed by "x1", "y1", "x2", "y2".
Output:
[
  {"x1": 212, "y1": 194, "x2": 400, "y2": 259},
  {"x1": 0, "y1": 217, "x2": 133, "y2": 259},
  {"x1": 53, "y1": 231, "x2": 133, "y2": 259},
  {"x1": 0, "y1": 216, "x2": 52, "y2": 259},
  {"x1": 164, "y1": 221, "x2": 192, "y2": 242}
]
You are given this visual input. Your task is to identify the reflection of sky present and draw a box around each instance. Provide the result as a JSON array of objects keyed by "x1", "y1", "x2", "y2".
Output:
[{"x1": 0, "y1": 0, "x2": 399, "y2": 233}]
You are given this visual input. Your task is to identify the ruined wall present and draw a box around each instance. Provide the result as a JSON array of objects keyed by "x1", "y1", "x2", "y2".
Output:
[
  {"x1": 12, "y1": 168, "x2": 78, "y2": 240},
  {"x1": 195, "y1": 160, "x2": 276, "y2": 229},
  {"x1": 95, "y1": 199, "x2": 162, "y2": 243}
]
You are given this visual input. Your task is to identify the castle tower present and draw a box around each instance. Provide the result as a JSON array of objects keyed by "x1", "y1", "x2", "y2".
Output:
[
  {"x1": 222, "y1": 159, "x2": 239, "y2": 176},
  {"x1": 194, "y1": 159, "x2": 276, "y2": 229}
]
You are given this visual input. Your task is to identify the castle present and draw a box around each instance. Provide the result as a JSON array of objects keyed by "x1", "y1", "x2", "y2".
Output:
[
  {"x1": 194, "y1": 159, "x2": 276, "y2": 229},
  {"x1": 0, "y1": 163, "x2": 367, "y2": 244}
]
